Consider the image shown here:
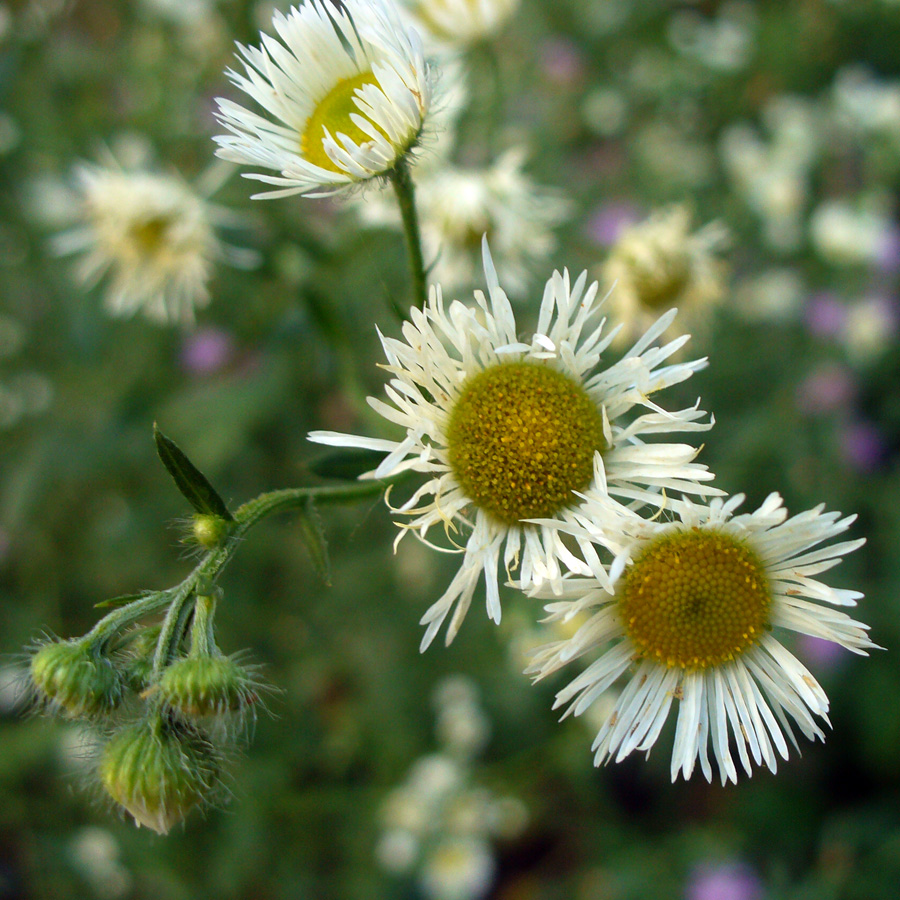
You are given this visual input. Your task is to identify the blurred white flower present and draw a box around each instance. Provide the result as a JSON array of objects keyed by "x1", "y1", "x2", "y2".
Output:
[
  {"x1": 721, "y1": 97, "x2": 821, "y2": 252},
  {"x1": 602, "y1": 205, "x2": 728, "y2": 347},
  {"x1": 419, "y1": 836, "x2": 495, "y2": 900},
  {"x1": 68, "y1": 828, "x2": 132, "y2": 900},
  {"x1": 403, "y1": 0, "x2": 520, "y2": 47},
  {"x1": 810, "y1": 196, "x2": 896, "y2": 268},
  {"x1": 842, "y1": 295, "x2": 898, "y2": 365},
  {"x1": 357, "y1": 149, "x2": 571, "y2": 297},
  {"x1": 53, "y1": 156, "x2": 254, "y2": 325}
]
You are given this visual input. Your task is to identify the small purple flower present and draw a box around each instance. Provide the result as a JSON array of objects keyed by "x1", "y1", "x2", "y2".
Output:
[
  {"x1": 539, "y1": 38, "x2": 586, "y2": 86},
  {"x1": 795, "y1": 363, "x2": 856, "y2": 416},
  {"x1": 797, "y1": 635, "x2": 849, "y2": 672},
  {"x1": 839, "y1": 420, "x2": 887, "y2": 473},
  {"x1": 685, "y1": 861, "x2": 763, "y2": 900},
  {"x1": 804, "y1": 292, "x2": 847, "y2": 339},
  {"x1": 180, "y1": 327, "x2": 234, "y2": 376},
  {"x1": 584, "y1": 202, "x2": 641, "y2": 246},
  {"x1": 877, "y1": 226, "x2": 900, "y2": 276}
]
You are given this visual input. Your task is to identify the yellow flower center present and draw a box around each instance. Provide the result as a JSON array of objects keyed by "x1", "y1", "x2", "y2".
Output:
[
  {"x1": 130, "y1": 215, "x2": 171, "y2": 256},
  {"x1": 620, "y1": 529, "x2": 772, "y2": 670},
  {"x1": 301, "y1": 71, "x2": 388, "y2": 174},
  {"x1": 446, "y1": 361, "x2": 606, "y2": 525},
  {"x1": 629, "y1": 250, "x2": 690, "y2": 310}
]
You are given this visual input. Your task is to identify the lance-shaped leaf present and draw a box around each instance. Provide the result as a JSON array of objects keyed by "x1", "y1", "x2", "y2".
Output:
[
  {"x1": 308, "y1": 447, "x2": 384, "y2": 481},
  {"x1": 296, "y1": 498, "x2": 331, "y2": 586},
  {"x1": 154, "y1": 424, "x2": 233, "y2": 521},
  {"x1": 94, "y1": 592, "x2": 146, "y2": 610}
]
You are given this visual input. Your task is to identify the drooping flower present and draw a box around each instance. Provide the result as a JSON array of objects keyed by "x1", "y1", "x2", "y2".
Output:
[
  {"x1": 529, "y1": 492, "x2": 874, "y2": 784},
  {"x1": 214, "y1": 0, "x2": 433, "y2": 199},
  {"x1": 310, "y1": 241, "x2": 717, "y2": 649}
]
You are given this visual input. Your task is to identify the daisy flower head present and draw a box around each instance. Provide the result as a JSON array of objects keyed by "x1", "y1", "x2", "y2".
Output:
[
  {"x1": 530, "y1": 492, "x2": 875, "y2": 784},
  {"x1": 602, "y1": 206, "x2": 728, "y2": 347},
  {"x1": 310, "y1": 240, "x2": 718, "y2": 651},
  {"x1": 214, "y1": 0, "x2": 433, "y2": 199},
  {"x1": 53, "y1": 158, "x2": 244, "y2": 326}
]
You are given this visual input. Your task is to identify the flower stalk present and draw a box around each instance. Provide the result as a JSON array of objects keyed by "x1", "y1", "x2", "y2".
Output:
[{"x1": 390, "y1": 157, "x2": 429, "y2": 311}]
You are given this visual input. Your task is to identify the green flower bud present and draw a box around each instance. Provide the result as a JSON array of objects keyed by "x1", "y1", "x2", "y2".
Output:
[
  {"x1": 99, "y1": 715, "x2": 221, "y2": 834},
  {"x1": 117, "y1": 627, "x2": 161, "y2": 693},
  {"x1": 30, "y1": 640, "x2": 122, "y2": 718},
  {"x1": 191, "y1": 514, "x2": 232, "y2": 550},
  {"x1": 158, "y1": 656, "x2": 261, "y2": 718}
]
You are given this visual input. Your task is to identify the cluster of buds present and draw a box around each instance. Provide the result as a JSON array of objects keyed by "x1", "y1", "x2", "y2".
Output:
[{"x1": 26, "y1": 430, "x2": 271, "y2": 835}]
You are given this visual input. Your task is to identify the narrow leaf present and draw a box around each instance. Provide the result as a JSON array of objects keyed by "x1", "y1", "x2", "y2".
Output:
[
  {"x1": 94, "y1": 592, "x2": 146, "y2": 609},
  {"x1": 308, "y1": 447, "x2": 383, "y2": 481},
  {"x1": 296, "y1": 498, "x2": 331, "y2": 586},
  {"x1": 153, "y1": 423, "x2": 234, "y2": 520}
]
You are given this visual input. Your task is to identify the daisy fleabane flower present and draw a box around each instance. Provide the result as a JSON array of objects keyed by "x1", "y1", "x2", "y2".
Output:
[
  {"x1": 53, "y1": 158, "x2": 249, "y2": 326},
  {"x1": 214, "y1": 0, "x2": 433, "y2": 199},
  {"x1": 529, "y1": 492, "x2": 875, "y2": 784},
  {"x1": 309, "y1": 240, "x2": 719, "y2": 651}
]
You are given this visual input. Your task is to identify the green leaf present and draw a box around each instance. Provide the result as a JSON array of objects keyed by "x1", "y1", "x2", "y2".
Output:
[
  {"x1": 94, "y1": 592, "x2": 146, "y2": 609},
  {"x1": 153, "y1": 423, "x2": 234, "y2": 521},
  {"x1": 308, "y1": 447, "x2": 383, "y2": 481},
  {"x1": 296, "y1": 498, "x2": 331, "y2": 586}
]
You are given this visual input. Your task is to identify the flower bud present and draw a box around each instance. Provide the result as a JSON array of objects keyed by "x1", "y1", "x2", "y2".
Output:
[
  {"x1": 191, "y1": 514, "x2": 232, "y2": 550},
  {"x1": 158, "y1": 656, "x2": 261, "y2": 718},
  {"x1": 117, "y1": 627, "x2": 160, "y2": 693},
  {"x1": 30, "y1": 640, "x2": 122, "y2": 718},
  {"x1": 99, "y1": 715, "x2": 221, "y2": 834}
]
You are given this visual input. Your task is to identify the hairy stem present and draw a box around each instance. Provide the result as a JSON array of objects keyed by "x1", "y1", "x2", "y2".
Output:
[{"x1": 390, "y1": 158, "x2": 428, "y2": 312}]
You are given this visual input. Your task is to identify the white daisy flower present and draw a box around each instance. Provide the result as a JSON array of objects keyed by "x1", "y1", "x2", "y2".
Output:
[
  {"x1": 601, "y1": 205, "x2": 728, "y2": 347},
  {"x1": 214, "y1": 0, "x2": 433, "y2": 199},
  {"x1": 310, "y1": 240, "x2": 718, "y2": 650},
  {"x1": 402, "y1": 0, "x2": 520, "y2": 47},
  {"x1": 529, "y1": 492, "x2": 875, "y2": 784},
  {"x1": 53, "y1": 159, "x2": 251, "y2": 326},
  {"x1": 356, "y1": 148, "x2": 571, "y2": 296}
]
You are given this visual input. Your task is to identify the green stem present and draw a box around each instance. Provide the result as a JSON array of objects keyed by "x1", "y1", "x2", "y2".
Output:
[
  {"x1": 390, "y1": 158, "x2": 428, "y2": 312},
  {"x1": 189, "y1": 593, "x2": 217, "y2": 657},
  {"x1": 95, "y1": 476, "x2": 399, "y2": 684},
  {"x1": 86, "y1": 592, "x2": 173, "y2": 649}
]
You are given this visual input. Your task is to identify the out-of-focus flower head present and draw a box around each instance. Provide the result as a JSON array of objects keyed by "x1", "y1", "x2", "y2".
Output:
[
  {"x1": 52, "y1": 147, "x2": 254, "y2": 326},
  {"x1": 357, "y1": 148, "x2": 571, "y2": 296},
  {"x1": 601, "y1": 205, "x2": 728, "y2": 347}
]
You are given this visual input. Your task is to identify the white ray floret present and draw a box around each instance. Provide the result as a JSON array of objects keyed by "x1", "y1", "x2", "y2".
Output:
[
  {"x1": 529, "y1": 492, "x2": 875, "y2": 784},
  {"x1": 214, "y1": 0, "x2": 433, "y2": 199},
  {"x1": 310, "y1": 240, "x2": 718, "y2": 651}
]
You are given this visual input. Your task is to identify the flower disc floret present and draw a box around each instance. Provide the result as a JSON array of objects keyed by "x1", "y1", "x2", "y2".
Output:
[
  {"x1": 620, "y1": 529, "x2": 771, "y2": 669},
  {"x1": 447, "y1": 361, "x2": 606, "y2": 525}
]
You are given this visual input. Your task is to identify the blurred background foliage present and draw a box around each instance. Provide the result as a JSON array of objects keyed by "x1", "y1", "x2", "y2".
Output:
[{"x1": 2, "y1": 0, "x2": 900, "y2": 898}]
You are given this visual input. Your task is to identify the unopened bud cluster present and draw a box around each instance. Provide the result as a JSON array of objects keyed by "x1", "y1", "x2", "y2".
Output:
[{"x1": 28, "y1": 585, "x2": 268, "y2": 833}]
